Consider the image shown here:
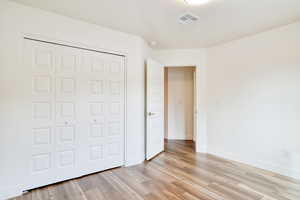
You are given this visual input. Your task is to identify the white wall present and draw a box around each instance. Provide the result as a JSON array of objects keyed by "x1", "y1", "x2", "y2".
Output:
[
  {"x1": 2, "y1": 1, "x2": 300, "y2": 198},
  {"x1": 166, "y1": 67, "x2": 194, "y2": 140},
  {"x1": 152, "y1": 49, "x2": 207, "y2": 152},
  {"x1": 0, "y1": 1, "x2": 150, "y2": 199},
  {"x1": 207, "y1": 22, "x2": 300, "y2": 179}
]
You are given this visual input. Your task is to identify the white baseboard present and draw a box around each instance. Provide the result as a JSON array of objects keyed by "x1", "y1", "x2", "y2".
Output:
[
  {"x1": 197, "y1": 145, "x2": 207, "y2": 153},
  {"x1": 209, "y1": 150, "x2": 300, "y2": 180},
  {"x1": 0, "y1": 186, "x2": 22, "y2": 200}
]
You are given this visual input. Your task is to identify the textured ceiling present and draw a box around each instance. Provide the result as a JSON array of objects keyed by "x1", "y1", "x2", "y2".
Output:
[{"x1": 11, "y1": 0, "x2": 300, "y2": 49}]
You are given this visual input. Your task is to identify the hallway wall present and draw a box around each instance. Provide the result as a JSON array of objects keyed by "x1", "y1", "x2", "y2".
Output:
[{"x1": 166, "y1": 67, "x2": 195, "y2": 140}]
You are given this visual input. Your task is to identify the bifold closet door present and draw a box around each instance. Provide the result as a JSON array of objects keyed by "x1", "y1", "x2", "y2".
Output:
[
  {"x1": 22, "y1": 39, "x2": 125, "y2": 190},
  {"x1": 79, "y1": 49, "x2": 125, "y2": 175}
]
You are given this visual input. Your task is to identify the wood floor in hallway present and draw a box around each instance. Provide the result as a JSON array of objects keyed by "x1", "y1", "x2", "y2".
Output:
[{"x1": 12, "y1": 140, "x2": 300, "y2": 200}]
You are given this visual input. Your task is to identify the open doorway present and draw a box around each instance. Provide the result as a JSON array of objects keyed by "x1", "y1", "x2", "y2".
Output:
[{"x1": 164, "y1": 66, "x2": 196, "y2": 150}]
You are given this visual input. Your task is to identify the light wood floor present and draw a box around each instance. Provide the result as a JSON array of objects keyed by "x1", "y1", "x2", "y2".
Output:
[{"x1": 12, "y1": 140, "x2": 300, "y2": 200}]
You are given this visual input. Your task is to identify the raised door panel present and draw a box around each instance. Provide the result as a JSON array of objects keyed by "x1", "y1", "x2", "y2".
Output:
[
  {"x1": 89, "y1": 145, "x2": 104, "y2": 161},
  {"x1": 32, "y1": 48, "x2": 54, "y2": 74},
  {"x1": 32, "y1": 76, "x2": 52, "y2": 95},
  {"x1": 56, "y1": 49, "x2": 78, "y2": 75}
]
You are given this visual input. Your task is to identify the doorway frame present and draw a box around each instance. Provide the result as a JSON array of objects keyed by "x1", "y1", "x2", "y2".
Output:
[
  {"x1": 162, "y1": 64, "x2": 206, "y2": 153},
  {"x1": 164, "y1": 66, "x2": 197, "y2": 149}
]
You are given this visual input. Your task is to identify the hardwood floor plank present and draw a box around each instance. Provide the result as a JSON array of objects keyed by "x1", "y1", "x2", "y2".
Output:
[{"x1": 10, "y1": 140, "x2": 300, "y2": 200}]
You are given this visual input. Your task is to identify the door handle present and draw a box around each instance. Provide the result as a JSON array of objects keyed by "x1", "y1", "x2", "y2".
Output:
[{"x1": 148, "y1": 112, "x2": 157, "y2": 116}]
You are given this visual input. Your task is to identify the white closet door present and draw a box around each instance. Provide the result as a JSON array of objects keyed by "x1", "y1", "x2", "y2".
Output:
[
  {"x1": 53, "y1": 45, "x2": 83, "y2": 181},
  {"x1": 79, "y1": 50, "x2": 125, "y2": 175},
  {"x1": 22, "y1": 39, "x2": 125, "y2": 190},
  {"x1": 23, "y1": 40, "x2": 58, "y2": 189}
]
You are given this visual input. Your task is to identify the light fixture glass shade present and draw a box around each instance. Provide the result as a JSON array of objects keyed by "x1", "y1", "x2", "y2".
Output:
[{"x1": 185, "y1": 0, "x2": 211, "y2": 5}]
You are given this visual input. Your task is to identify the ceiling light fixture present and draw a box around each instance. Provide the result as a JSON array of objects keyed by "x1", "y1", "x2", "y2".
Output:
[{"x1": 185, "y1": 0, "x2": 211, "y2": 5}]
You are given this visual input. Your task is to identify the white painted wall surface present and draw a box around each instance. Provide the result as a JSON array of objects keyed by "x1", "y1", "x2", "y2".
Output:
[
  {"x1": 152, "y1": 49, "x2": 207, "y2": 152},
  {"x1": 0, "y1": 1, "x2": 150, "y2": 199},
  {"x1": 1, "y1": 0, "x2": 300, "y2": 198},
  {"x1": 207, "y1": 22, "x2": 300, "y2": 180},
  {"x1": 167, "y1": 68, "x2": 194, "y2": 140}
]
